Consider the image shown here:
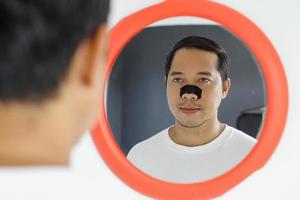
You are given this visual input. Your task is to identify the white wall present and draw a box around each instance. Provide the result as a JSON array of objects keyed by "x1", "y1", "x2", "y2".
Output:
[{"x1": 70, "y1": 0, "x2": 300, "y2": 199}]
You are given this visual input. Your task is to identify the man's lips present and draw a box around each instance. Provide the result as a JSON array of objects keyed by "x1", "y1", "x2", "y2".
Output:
[{"x1": 179, "y1": 107, "x2": 201, "y2": 114}]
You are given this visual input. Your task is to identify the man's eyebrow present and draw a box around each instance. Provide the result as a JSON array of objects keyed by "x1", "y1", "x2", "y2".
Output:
[
  {"x1": 169, "y1": 71, "x2": 213, "y2": 76},
  {"x1": 197, "y1": 72, "x2": 213, "y2": 76},
  {"x1": 169, "y1": 71, "x2": 183, "y2": 76}
]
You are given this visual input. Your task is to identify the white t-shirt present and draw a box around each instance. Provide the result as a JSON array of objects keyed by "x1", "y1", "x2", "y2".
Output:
[{"x1": 127, "y1": 125, "x2": 257, "y2": 183}]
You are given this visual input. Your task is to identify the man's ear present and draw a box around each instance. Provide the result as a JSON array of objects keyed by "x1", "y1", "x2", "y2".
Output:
[
  {"x1": 222, "y1": 78, "x2": 231, "y2": 99},
  {"x1": 67, "y1": 24, "x2": 108, "y2": 88}
]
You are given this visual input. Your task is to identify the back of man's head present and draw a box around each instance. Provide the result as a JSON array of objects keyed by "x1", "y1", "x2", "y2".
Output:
[
  {"x1": 0, "y1": 0, "x2": 110, "y2": 166},
  {"x1": 0, "y1": 0, "x2": 109, "y2": 102}
]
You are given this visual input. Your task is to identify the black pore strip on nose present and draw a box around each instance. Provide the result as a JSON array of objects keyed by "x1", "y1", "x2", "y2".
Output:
[{"x1": 180, "y1": 85, "x2": 202, "y2": 99}]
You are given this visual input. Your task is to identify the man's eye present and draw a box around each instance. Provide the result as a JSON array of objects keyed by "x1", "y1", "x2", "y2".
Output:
[
  {"x1": 199, "y1": 78, "x2": 210, "y2": 83},
  {"x1": 172, "y1": 78, "x2": 183, "y2": 83}
]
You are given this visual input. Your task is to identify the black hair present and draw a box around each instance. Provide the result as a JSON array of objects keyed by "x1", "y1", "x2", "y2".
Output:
[
  {"x1": 0, "y1": 0, "x2": 109, "y2": 102},
  {"x1": 165, "y1": 36, "x2": 229, "y2": 83}
]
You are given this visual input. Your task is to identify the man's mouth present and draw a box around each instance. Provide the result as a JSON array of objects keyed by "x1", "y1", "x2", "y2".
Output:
[{"x1": 179, "y1": 107, "x2": 201, "y2": 114}]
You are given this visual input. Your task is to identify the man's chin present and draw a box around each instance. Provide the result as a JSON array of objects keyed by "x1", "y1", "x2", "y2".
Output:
[{"x1": 176, "y1": 119, "x2": 207, "y2": 128}]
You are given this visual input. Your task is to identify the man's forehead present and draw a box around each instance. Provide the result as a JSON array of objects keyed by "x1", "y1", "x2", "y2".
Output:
[
  {"x1": 171, "y1": 48, "x2": 218, "y2": 71},
  {"x1": 173, "y1": 47, "x2": 218, "y2": 61}
]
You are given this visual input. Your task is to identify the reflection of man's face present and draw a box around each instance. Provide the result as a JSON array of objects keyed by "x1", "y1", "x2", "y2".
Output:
[{"x1": 166, "y1": 47, "x2": 229, "y2": 128}]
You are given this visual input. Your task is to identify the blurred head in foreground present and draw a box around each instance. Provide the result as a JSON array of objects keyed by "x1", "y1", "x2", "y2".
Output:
[{"x1": 0, "y1": 0, "x2": 110, "y2": 166}]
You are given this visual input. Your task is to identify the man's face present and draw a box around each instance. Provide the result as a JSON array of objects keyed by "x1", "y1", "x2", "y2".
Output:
[{"x1": 166, "y1": 48, "x2": 230, "y2": 128}]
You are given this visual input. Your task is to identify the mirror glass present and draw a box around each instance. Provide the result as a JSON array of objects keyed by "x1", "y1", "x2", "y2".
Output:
[{"x1": 106, "y1": 16, "x2": 266, "y2": 183}]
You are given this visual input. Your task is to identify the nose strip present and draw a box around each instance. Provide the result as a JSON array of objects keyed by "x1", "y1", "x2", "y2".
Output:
[{"x1": 180, "y1": 85, "x2": 202, "y2": 100}]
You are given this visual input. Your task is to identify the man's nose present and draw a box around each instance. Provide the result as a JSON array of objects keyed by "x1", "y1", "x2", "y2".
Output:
[{"x1": 181, "y1": 93, "x2": 198, "y2": 100}]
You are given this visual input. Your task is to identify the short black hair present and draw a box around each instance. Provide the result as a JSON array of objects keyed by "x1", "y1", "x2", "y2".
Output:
[
  {"x1": 0, "y1": 0, "x2": 109, "y2": 102},
  {"x1": 165, "y1": 36, "x2": 229, "y2": 83}
]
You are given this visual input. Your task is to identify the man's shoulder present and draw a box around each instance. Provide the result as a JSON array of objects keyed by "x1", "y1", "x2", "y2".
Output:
[
  {"x1": 127, "y1": 127, "x2": 169, "y2": 158},
  {"x1": 0, "y1": 166, "x2": 106, "y2": 200},
  {"x1": 226, "y1": 125, "x2": 257, "y2": 147}
]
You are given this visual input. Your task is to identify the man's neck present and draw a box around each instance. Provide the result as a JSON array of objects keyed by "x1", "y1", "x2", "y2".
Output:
[
  {"x1": 0, "y1": 104, "x2": 73, "y2": 167},
  {"x1": 168, "y1": 119, "x2": 225, "y2": 147},
  {"x1": 0, "y1": 138, "x2": 70, "y2": 166}
]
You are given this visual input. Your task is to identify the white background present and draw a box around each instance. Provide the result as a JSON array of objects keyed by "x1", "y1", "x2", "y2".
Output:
[{"x1": 1, "y1": 1, "x2": 299, "y2": 200}]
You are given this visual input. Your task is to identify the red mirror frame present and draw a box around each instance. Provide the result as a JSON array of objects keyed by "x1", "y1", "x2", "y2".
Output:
[{"x1": 92, "y1": 1, "x2": 288, "y2": 199}]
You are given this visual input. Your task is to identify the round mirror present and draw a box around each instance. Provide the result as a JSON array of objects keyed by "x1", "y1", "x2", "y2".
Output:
[
  {"x1": 107, "y1": 17, "x2": 266, "y2": 183},
  {"x1": 92, "y1": 1, "x2": 288, "y2": 199}
]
